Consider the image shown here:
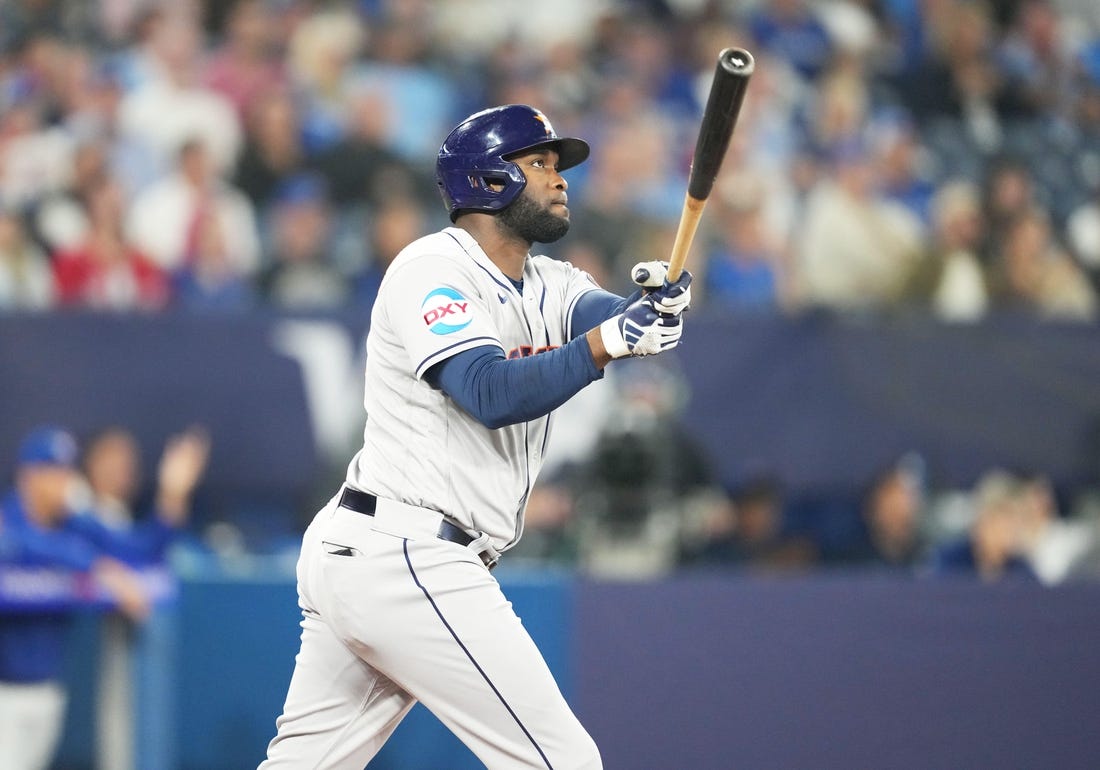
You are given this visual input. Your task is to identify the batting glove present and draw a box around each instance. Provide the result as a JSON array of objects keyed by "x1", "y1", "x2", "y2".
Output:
[
  {"x1": 599, "y1": 295, "x2": 684, "y2": 358},
  {"x1": 631, "y1": 261, "x2": 693, "y2": 316},
  {"x1": 631, "y1": 260, "x2": 670, "y2": 289}
]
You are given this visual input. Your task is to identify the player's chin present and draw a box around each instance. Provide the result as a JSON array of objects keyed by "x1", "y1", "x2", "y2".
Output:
[
  {"x1": 524, "y1": 209, "x2": 570, "y2": 243},
  {"x1": 536, "y1": 217, "x2": 570, "y2": 243}
]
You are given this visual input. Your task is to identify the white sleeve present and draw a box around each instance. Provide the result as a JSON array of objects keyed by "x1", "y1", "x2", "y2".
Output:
[
  {"x1": 558, "y1": 261, "x2": 603, "y2": 340},
  {"x1": 381, "y1": 256, "x2": 505, "y2": 379},
  {"x1": 528, "y1": 255, "x2": 603, "y2": 339}
]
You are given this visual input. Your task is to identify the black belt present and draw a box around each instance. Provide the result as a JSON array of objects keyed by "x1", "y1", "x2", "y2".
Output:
[{"x1": 338, "y1": 487, "x2": 479, "y2": 552}]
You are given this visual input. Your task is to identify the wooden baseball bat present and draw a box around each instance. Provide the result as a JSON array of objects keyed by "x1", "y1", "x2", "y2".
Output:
[{"x1": 666, "y1": 47, "x2": 755, "y2": 283}]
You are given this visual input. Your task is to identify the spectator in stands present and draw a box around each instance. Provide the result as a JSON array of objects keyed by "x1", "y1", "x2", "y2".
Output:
[
  {"x1": 700, "y1": 173, "x2": 789, "y2": 313},
  {"x1": 839, "y1": 458, "x2": 928, "y2": 570},
  {"x1": 794, "y1": 137, "x2": 924, "y2": 312},
  {"x1": 589, "y1": 13, "x2": 698, "y2": 120},
  {"x1": 81, "y1": 425, "x2": 210, "y2": 534},
  {"x1": 126, "y1": 138, "x2": 260, "y2": 282},
  {"x1": 928, "y1": 470, "x2": 1037, "y2": 582},
  {"x1": 15, "y1": 32, "x2": 74, "y2": 117},
  {"x1": 900, "y1": 0, "x2": 1004, "y2": 157},
  {"x1": 108, "y1": 5, "x2": 182, "y2": 93},
  {"x1": 310, "y1": 83, "x2": 427, "y2": 210},
  {"x1": 257, "y1": 173, "x2": 349, "y2": 309},
  {"x1": 0, "y1": 427, "x2": 155, "y2": 770},
  {"x1": 680, "y1": 475, "x2": 818, "y2": 572},
  {"x1": 1067, "y1": 184, "x2": 1100, "y2": 290},
  {"x1": 51, "y1": 40, "x2": 124, "y2": 145},
  {"x1": 347, "y1": 13, "x2": 458, "y2": 163},
  {"x1": 52, "y1": 176, "x2": 168, "y2": 311},
  {"x1": 1015, "y1": 471, "x2": 1098, "y2": 585},
  {"x1": 81, "y1": 427, "x2": 141, "y2": 530},
  {"x1": 610, "y1": 107, "x2": 688, "y2": 224},
  {"x1": 747, "y1": 0, "x2": 833, "y2": 83},
  {"x1": 994, "y1": 0, "x2": 1074, "y2": 120},
  {"x1": 31, "y1": 139, "x2": 109, "y2": 254},
  {"x1": 232, "y1": 87, "x2": 308, "y2": 216},
  {"x1": 981, "y1": 157, "x2": 1037, "y2": 261},
  {"x1": 171, "y1": 203, "x2": 257, "y2": 312},
  {"x1": 201, "y1": 0, "x2": 287, "y2": 125},
  {"x1": 902, "y1": 179, "x2": 990, "y2": 320},
  {"x1": 987, "y1": 206, "x2": 1097, "y2": 320},
  {"x1": 869, "y1": 113, "x2": 936, "y2": 227},
  {"x1": 0, "y1": 206, "x2": 53, "y2": 311},
  {"x1": 569, "y1": 108, "x2": 680, "y2": 294},
  {"x1": 114, "y1": 6, "x2": 241, "y2": 186},
  {"x1": 353, "y1": 193, "x2": 428, "y2": 307},
  {"x1": 799, "y1": 57, "x2": 870, "y2": 158},
  {"x1": 285, "y1": 7, "x2": 364, "y2": 153},
  {"x1": 0, "y1": 86, "x2": 75, "y2": 213}
]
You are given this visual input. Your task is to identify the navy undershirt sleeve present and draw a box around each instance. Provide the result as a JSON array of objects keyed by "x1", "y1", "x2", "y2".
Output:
[
  {"x1": 425, "y1": 338, "x2": 603, "y2": 429},
  {"x1": 568, "y1": 288, "x2": 642, "y2": 340}
]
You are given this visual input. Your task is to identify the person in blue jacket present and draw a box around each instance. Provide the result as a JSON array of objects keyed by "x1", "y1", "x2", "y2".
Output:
[{"x1": 0, "y1": 426, "x2": 192, "y2": 770}]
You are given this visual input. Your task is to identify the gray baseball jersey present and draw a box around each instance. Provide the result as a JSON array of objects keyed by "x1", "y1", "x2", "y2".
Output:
[{"x1": 346, "y1": 226, "x2": 600, "y2": 553}]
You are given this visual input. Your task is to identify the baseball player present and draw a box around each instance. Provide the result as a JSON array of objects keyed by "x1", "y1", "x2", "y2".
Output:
[{"x1": 260, "y1": 104, "x2": 692, "y2": 769}]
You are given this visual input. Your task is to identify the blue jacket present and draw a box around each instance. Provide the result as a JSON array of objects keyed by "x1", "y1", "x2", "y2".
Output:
[{"x1": 0, "y1": 490, "x2": 177, "y2": 683}]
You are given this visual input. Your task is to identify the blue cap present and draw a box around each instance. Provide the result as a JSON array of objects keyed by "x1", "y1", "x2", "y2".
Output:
[{"x1": 17, "y1": 427, "x2": 79, "y2": 467}]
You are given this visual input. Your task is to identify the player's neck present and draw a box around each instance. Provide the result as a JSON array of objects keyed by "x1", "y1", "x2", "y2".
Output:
[{"x1": 455, "y1": 217, "x2": 529, "y2": 281}]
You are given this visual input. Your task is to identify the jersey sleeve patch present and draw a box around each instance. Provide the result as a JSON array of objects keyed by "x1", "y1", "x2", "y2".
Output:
[{"x1": 421, "y1": 287, "x2": 474, "y2": 335}]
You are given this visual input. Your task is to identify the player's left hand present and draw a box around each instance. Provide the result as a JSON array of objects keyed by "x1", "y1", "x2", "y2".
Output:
[
  {"x1": 631, "y1": 261, "x2": 693, "y2": 316},
  {"x1": 599, "y1": 294, "x2": 684, "y2": 358}
]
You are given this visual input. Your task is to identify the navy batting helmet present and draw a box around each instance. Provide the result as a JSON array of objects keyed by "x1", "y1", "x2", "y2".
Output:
[{"x1": 436, "y1": 104, "x2": 590, "y2": 222}]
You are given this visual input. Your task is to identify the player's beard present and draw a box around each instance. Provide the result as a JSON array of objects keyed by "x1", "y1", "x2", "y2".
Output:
[{"x1": 497, "y1": 193, "x2": 570, "y2": 244}]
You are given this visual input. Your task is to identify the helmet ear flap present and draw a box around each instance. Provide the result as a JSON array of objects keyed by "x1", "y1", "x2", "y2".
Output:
[
  {"x1": 438, "y1": 158, "x2": 527, "y2": 222},
  {"x1": 469, "y1": 170, "x2": 511, "y2": 194}
]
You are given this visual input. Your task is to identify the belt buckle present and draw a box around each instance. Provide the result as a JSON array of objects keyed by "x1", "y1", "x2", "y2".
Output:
[{"x1": 463, "y1": 529, "x2": 500, "y2": 571}]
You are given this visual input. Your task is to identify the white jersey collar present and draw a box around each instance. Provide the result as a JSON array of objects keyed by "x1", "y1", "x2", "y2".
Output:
[{"x1": 443, "y1": 226, "x2": 532, "y2": 295}]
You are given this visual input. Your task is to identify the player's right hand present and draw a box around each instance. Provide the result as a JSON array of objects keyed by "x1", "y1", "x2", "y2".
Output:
[
  {"x1": 599, "y1": 295, "x2": 684, "y2": 358},
  {"x1": 631, "y1": 261, "x2": 693, "y2": 316}
]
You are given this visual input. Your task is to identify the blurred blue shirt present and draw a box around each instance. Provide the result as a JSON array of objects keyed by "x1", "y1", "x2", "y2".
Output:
[{"x1": 0, "y1": 490, "x2": 176, "y2": 682}]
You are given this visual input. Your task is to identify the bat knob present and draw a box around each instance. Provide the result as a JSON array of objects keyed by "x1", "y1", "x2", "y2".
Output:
[{"x1": 719, "y1": 47, "x2": 755, "y2": 76}]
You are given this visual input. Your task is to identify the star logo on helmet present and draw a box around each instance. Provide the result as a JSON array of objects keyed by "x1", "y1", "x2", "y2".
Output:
[{"x1": 533, "y1": 111, "x2": 554, "y2": 137}]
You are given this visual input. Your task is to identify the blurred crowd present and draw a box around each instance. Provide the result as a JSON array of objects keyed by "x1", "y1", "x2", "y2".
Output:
[
  {"x1": 0, "y1": 0, "x2": 1100, "y2": 317},
  {"x1": 512, "y1": 359, "x2": 1100, "y2": 584},
  {"x1": 4, "y1": 0, "x2": 1100, "y2": 583},
  {"x1": 671, "y1": 460, "x2": 1100, "y2": 584}
]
